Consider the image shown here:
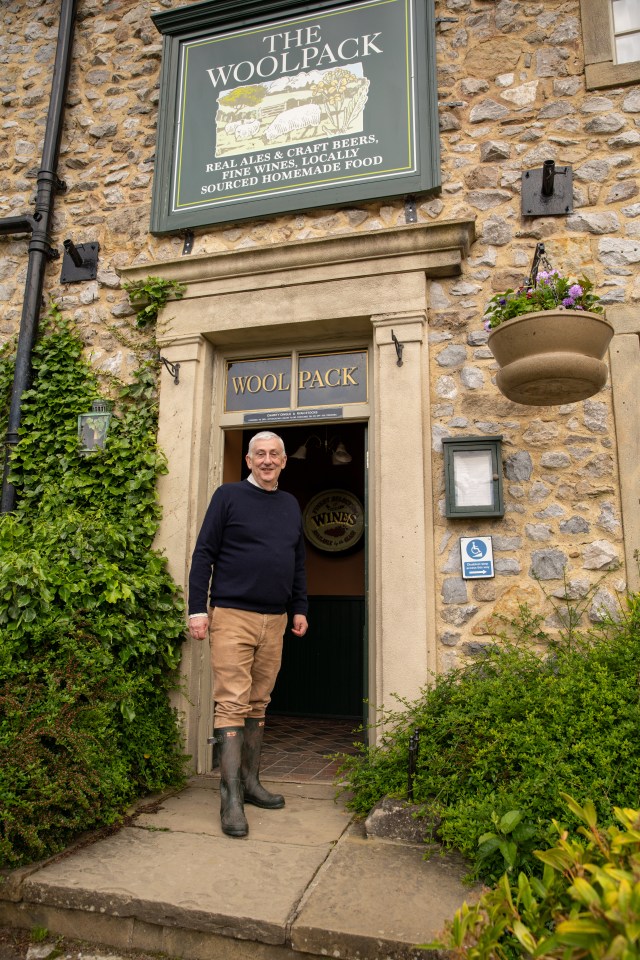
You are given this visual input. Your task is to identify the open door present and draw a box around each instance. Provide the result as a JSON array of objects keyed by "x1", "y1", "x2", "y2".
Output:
[{"x1": 223, "y1": 423, "x2": 367, "y2": 722}]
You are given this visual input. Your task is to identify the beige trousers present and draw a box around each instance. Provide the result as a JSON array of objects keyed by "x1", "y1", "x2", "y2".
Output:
[{"x1": 209, "y1": 607, "x2": 287, "y2": 728}]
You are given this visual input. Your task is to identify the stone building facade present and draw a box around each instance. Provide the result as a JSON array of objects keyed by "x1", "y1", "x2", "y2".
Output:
[{"x1": 1, "y1": 0, "x2": 639, "y2": 769}]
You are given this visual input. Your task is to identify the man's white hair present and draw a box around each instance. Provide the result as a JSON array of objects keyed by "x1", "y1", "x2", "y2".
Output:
[{"x1": 247, "y1": 431, "x2": 286, "y2": 456}]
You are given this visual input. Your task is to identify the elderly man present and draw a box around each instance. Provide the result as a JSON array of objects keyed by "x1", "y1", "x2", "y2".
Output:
[{"x1": 188, "y1": 431, "x2": 308, "y2": 838}]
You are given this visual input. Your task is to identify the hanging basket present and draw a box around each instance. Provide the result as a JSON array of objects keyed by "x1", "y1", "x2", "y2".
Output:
[{"x1": 487, "y1": 310, "x2": 614, "y2": 406}]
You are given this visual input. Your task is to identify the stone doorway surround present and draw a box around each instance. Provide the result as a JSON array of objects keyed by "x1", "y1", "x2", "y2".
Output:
[
  {"x1": 119, "y1": 219, "x2": 475, "y2": 769},
  {"x1": 608, "y1": 304, "x2": 640, "y2": 596}
]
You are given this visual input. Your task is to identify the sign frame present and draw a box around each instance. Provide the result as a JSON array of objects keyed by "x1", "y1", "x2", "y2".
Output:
[
  {"x1": 460, "y1": 536, "x2": 495, "y2": 581},
  {"x1": 150, "y1": 0, "x2": 441, "y2": 233}
]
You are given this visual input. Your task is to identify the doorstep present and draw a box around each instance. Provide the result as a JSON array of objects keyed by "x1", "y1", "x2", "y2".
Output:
[{"x1": 0, "y1": 778, "x2": 478, "y2": 960}]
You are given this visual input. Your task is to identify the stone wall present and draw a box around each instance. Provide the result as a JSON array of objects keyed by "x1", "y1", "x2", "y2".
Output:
[{"x1": 1, "y1": 0, "x2": 638, "y2": 671}]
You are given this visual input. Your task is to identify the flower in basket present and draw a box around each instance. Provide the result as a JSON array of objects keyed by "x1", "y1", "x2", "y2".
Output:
[{"x1": 483, "y1": 269, "x2": 604, "y2": 331}]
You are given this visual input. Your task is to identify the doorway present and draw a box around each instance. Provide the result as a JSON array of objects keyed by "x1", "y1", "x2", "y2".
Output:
[{"x1": 223, "y1": 423, "x2": 367, "y2": 731}]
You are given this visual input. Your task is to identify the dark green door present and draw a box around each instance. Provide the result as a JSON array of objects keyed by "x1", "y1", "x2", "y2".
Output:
[{"x1": 271, "y1": 596, "x2": 365, "y2": 718}]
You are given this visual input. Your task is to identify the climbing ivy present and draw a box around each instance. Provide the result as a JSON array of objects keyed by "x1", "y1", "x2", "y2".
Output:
[
  {"x1": 0, "y1": 306, "x2": 187, "y2": 867},
  {"x1": 122, "y1": 275, "x2": 186, "y2": 328}
]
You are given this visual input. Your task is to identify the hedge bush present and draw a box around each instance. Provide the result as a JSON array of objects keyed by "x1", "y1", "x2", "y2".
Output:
[
  {"x1": 0, "y1": 309, "x2": 187, "y2": 867},
  {"x1": 430, "y1": 796, "x2": 640, "y2": 959},
  {"x1": 337, "y1": 594, "x2": 640, "y2": 883}
]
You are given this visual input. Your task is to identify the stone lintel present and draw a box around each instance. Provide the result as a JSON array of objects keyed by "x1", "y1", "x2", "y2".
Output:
[
  {"x1": 118, "y1": 220, "x2": 476, "y2": 289},
  {"x1": 607, "y1": 304, "x2": 640, "y2": 337}
]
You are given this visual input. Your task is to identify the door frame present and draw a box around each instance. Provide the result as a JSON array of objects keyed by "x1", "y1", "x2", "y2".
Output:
[{"x1": 120, "y1": 220, "x2": 475, "y2": 771}]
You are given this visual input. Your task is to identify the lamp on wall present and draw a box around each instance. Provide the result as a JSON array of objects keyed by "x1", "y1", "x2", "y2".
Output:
[
  {"x1": 78, "y1": 400, "x2": 113, "y2": 454},
  {"x1": 291, "y1": 433, "x2": 352, "y2": 465}
]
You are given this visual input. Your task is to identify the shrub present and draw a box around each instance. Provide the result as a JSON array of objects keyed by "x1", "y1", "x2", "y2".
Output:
[
  {"x1": 337, "y1": 595, "x2": 640, "y2": 883},
  {"x1": 430, "y1": 796, "x2": 640, "y2": 959},
  {"x1": 0, "y1": 309, "x2": 187, "y2": 867}
]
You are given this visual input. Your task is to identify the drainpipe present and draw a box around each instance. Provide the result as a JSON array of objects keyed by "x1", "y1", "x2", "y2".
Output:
[{"x1": 0, "y1": 0, "x2": 77, "y2": 513}]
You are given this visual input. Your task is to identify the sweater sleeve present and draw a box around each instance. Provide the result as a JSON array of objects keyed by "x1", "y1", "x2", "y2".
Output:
[
  {"x1": 290, "y1": 521, "x2": 308, "y2": 616},
  {"x1": 187, "y1": 489, "x2": 226, "y2": 615}
]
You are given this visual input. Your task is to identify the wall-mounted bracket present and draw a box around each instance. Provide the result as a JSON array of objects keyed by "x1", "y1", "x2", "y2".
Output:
[
  {"x1": 60, "y1": 239, "x2": 99, "y2": 283},
  {"x1": 181, "y1": 229, "x2": 194, "y2": 255},
  {"x1": 391, "y1": 330, "x2": 404, "y2": 367},
  {"x1": 160, "y1": 356, "x2": 180, "y2": 385},
  {"x1": 404, "y1": 196, "x2": 417, "y2": 223},
  {"x1": 522, "y1": 160, "x2": 573, "y2": 216}
]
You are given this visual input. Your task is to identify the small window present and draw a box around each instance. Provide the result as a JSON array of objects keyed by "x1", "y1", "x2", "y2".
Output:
[
  {"x1": 612, "y1": 0, "x2": 640, "y2": 64},
  {"x1": 581, "y1": 0, "x2": 640, "y2": 88}
]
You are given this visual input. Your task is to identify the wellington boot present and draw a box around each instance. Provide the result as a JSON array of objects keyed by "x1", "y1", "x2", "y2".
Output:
[
  {"x1": 241, "y1": 717, "x2": 285, "y2": 809},
  {"x1": 215, "y1": 727, "x2": 248, "y2": 837}
]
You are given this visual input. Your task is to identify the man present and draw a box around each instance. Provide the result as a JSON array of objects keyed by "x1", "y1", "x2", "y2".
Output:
[{"x1": 188, "y1": 431, "x2": 308, "y2": 838}]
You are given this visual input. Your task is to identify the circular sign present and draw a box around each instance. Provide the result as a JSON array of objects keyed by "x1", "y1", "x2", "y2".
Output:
[
  {"x1": 466, "y1": 539, "x2": 488, "y2": 559},
  {"x1": 303, "y1": 489, "x2": 364, "y2": 553}
]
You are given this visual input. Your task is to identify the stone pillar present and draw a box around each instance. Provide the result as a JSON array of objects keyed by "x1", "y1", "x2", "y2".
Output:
[
  {"x1": 609, "y1": 326, "x2": 640, "y2": 594},
  {"x1": 370, "y1": 313, "x2": 436, "y2": 726},
  {"x1": 155, "y1": 332, "x2": 214, "y2": 770}
]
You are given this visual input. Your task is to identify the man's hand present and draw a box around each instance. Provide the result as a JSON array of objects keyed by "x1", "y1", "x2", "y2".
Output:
[
  {"x1": 291, "y1": 614, "x2": 308, "y2": 637},
  {"x1": 189, "y1": 614, "x2": 209, "y2": 640}
]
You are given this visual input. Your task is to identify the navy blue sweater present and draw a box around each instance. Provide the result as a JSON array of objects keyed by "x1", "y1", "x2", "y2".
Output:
[{"x1": 188, "y1": 480, "x2": 308, "y2": 616}]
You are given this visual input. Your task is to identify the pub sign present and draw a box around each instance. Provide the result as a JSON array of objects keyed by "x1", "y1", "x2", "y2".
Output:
[
  {"x1": 151, "y1": 0, "x2": 440, "y2": 232},
  {"x1": 225, "y1": 350, "x2": 368, "y2": 413}
]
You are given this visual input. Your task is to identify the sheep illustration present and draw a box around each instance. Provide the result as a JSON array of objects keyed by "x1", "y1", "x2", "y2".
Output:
[
  {"x1": 263, "y1": 102, "x2": 322, "y2": 144},
  {"x1": 233, "y1": 117, "x2": 261, "y2": 141}
]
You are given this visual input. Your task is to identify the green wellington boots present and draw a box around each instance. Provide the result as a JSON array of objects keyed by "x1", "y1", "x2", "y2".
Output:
[
  {"x1": 241, "y1": 717, "x2": 285, "y2": 809},
  {"x1": 214, "y1": 727, "x2": 249, "y2": 837}
]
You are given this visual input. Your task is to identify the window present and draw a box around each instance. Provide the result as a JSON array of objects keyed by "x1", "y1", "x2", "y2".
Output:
[
  {"x1": 581, "y1": 0, "x2": 640, "y2": 88},
  {"x1": 612, "y1": 0, "x2": 640, "y2": 64}
]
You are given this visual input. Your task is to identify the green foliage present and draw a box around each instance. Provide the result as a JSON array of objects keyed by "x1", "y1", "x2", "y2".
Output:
[
  {"x1": 122, "y1": 275, "x2": 186, "y2": 328},
  {"x1": 219, "y1": 85, "x2": 266, "y2": 108},
  {"x1": 0, "y1": 307, "x2": 187, "y2": 867},
  {"x1": 484, "y1": 269, "x2": 603, "y2": 329},
  {"x1": 430, "y1": 796, "x2": 640, "y2": 960},
  {"x1": 337, "y1": 595, "x2": 640, "y2": 883}
]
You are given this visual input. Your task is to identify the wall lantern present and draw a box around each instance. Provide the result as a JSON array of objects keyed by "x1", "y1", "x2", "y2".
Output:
[
  {"x1": 442, "y1": 435, "x2": 504, "y2": 518},
  {"x1": 78, "y1": 400, "x2": 112, "y2": 454}
]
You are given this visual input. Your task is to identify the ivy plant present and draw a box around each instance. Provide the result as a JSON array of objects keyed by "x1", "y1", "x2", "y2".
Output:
[
  {"x1": 0, "y1": 306, "x2": 187, "y2": 867},
  {"x1": 122, "y1": 275, "x2": 186, "y2": 328}
]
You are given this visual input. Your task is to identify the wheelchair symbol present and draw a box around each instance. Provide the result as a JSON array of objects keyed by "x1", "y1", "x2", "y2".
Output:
[{"x1": 467, "y1": 539, "x2": 487, "y2": 559}]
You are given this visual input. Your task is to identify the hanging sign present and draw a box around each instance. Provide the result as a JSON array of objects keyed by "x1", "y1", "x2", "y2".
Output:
[
  {"x1": 150, "y1": 0, "x2": 440, "y2": 231},
  {"x1": 303, "y1": 489, "x2": 364, "y2": 552},
  {"x1": 460, "y1": 537, "x2": 495, "y2": 580}
]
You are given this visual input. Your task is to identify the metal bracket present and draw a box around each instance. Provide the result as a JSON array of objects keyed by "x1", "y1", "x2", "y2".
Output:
[
  {"x1": 160, "y1": 356, "x2": 180, "y2": 385},
  {"x1": 181, "y1": 230, "x2": 194, "y2": 255},
  {"x1": 407, "y1": 727, "x2": 422, "y2": 802},
  {"x1": 522, "y1": 160, "x2": 573, "y2": 216},
  {"x1": 404, "y1": 195, "x2": 417, "y2": 223},
  {"x1": 391, "y1": 330, "x2": 404, "y2": 367},
  {"x1": 60, "y1": 239, "x2": 99, "y2": 282}
]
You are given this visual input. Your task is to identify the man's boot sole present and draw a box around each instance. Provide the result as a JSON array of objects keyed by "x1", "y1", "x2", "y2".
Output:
[
  {"x1": 244, "y1": 794, "x2": 285, "y2": 809},
  {"x1": 221, "y1": 822, "x2": 249, "y2": 837}
]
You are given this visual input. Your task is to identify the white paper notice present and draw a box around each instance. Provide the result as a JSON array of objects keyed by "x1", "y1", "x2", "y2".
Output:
[{"x1": 452, "y1": 449, "x2": 493, "y2": 507}]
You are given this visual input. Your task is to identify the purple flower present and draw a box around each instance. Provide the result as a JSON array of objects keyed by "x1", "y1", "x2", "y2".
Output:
[
  {"x1": 483, "y1": 318, "x2": 492, "y2": 331},
  {"x1": 568, "y1": 284, "x2": 583, "y2": 298},
  {"x1": 499, "y1": 297, "x2": 507, "y2": 305},
  {"x1": 562, "y1": 297, "x2": 575, "y2": 308}
]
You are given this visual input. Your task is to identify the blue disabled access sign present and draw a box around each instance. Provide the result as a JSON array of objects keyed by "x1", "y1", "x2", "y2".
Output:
[{"x1": 460, "y1": 536, "x2": 494, "y2": 580}]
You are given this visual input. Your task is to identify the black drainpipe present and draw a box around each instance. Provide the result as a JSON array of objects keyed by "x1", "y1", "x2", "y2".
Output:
[{"x1": 0, "y1": 0, "x2": 77, "y2": 513}]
